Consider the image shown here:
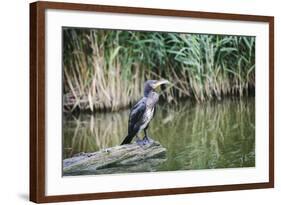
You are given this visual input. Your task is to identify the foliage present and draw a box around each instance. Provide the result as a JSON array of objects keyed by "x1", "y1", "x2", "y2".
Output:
[{"x1": 63, "y1": 28, "x2": 255, "y2": 112}]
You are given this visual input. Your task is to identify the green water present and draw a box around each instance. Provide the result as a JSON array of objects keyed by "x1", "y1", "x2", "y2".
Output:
[{"x1": 63, "y1": 98, "x2": 255, "y2": 174}]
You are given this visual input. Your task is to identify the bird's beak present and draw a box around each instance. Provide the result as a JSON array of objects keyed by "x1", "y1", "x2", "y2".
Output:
[{"x1": 152, "y1": 79, "x2": 170, "y2": 89}]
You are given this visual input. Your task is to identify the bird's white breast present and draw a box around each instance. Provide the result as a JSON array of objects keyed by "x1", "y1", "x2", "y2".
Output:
[{"x1": 139, "y1": 107, "x2": 154, "y2": 131}]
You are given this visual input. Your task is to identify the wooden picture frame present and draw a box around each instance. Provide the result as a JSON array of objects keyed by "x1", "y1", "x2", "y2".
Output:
[{"x1": 30, "y1": 1, "x2": 274, "y2": 203}]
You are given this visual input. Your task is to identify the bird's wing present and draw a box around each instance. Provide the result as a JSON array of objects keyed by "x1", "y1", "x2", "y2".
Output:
[{"x1": 128, "y1": 98, "x2": 146, "y2": 133}]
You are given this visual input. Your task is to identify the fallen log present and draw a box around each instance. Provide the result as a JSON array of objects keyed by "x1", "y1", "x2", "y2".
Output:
[{"x1": 63, "y1": 140, "x2": 167, "y2": 176}]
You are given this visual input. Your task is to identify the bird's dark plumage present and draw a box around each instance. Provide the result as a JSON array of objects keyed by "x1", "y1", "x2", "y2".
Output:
[
  {"x1": 121, "y1": 80, "x2": 169, "y2": 145},
  {"x1": 121, "y1": 99, "x2": 147, "y2": 145}
]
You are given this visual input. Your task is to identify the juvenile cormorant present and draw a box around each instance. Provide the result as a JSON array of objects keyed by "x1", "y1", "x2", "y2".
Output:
[{"x1": 121, "y1": 80, "x2": 169, "y2": 145}]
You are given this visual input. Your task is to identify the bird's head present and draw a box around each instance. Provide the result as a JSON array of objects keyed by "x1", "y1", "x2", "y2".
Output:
[{"x1": 144, "y1": 79, "x2": 170, "y2": 97}]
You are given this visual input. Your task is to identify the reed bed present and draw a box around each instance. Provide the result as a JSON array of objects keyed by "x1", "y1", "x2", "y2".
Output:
[{"x1": 63, "y1": 28, "x2": 255, "y2": 112}]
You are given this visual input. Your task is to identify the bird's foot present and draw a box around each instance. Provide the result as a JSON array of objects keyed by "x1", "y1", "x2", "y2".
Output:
[
  {"x1": 136, "y1": 139, "x2": 151, "y2": 146},
  {"x1": 136, "y1": 136, "x2": 153, "y2": 146},
  {"x1": 142, "y1": 136, "x2": 153, "y2": 145},
  {"x1": 136, "y1": 138, "x2": 144, "y2": 146}
]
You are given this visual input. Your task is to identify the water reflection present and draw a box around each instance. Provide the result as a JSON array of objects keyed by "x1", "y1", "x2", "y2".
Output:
[{"x1": 63, "y1": 98, "x2": 255, "y2": 172}]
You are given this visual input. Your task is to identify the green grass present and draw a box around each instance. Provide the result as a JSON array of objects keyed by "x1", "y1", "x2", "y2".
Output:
[{"x1": 63, "y1": 28, "x2": 255, "y2": 112}]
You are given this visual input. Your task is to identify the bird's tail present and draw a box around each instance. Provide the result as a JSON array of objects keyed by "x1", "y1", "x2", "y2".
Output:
[{"x1": 121, "y1": 135, "x2": 133, "y2": 145}]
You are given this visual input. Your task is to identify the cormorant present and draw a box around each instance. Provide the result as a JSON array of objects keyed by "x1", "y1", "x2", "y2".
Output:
[{"x1": 121, "y1": 79, "x2": 170, "y2": 145}]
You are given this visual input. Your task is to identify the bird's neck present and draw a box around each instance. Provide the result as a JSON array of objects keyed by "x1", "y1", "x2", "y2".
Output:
[
  {"x1": 144, "y1": 90, "x2": 155, "y2": 97},
  {"x1": 144, "y1": 89, "x2": 151, "y2": 97},
  {"x1": 146, "y1": 91, "x2": 159, "y2": 107}
]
